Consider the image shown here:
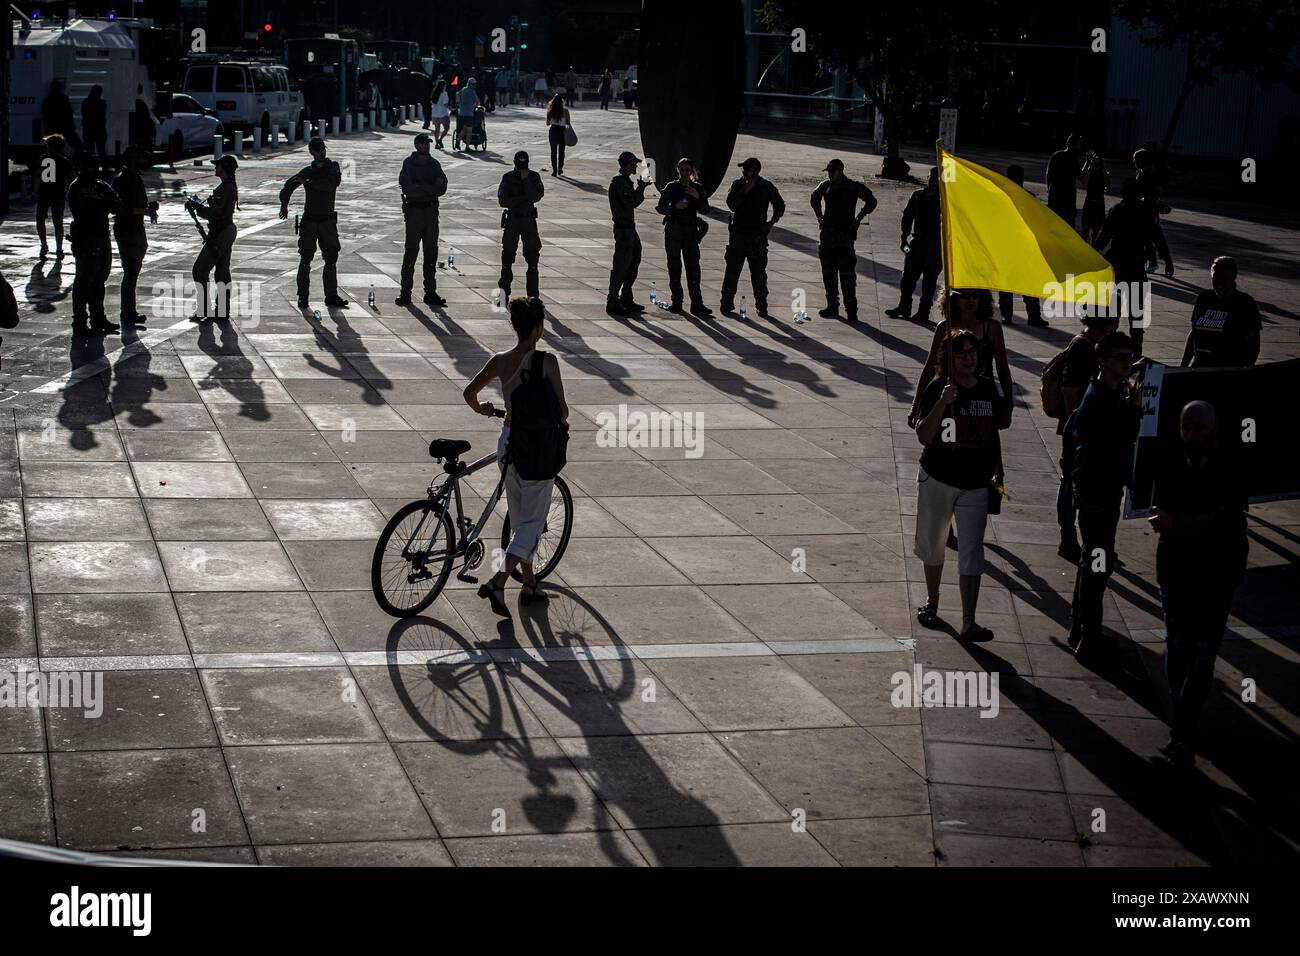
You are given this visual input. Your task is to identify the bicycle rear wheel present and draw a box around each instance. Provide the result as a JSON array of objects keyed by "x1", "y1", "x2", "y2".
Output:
[
  {"x1": 372, "y1": 498, "x2": 456, "y2": 617},
  {"x1": 499, "y1": 474, "x2": 573, "y2": 582}
]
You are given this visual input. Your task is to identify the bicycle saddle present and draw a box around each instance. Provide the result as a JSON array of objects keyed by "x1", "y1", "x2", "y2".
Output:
[{"x1": 428, "y1": 439, "x2": 472, "y2": 460}]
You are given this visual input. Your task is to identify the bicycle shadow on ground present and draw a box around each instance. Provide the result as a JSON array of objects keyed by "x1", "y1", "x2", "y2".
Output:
[{"x1": 385, "y1": 585, "x2": 741, "y2": 866}]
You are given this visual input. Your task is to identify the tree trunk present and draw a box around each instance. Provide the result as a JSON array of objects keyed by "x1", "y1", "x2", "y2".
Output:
[{"x1": 1161, "y1": 35, "x2": 1198, "y2": 155}]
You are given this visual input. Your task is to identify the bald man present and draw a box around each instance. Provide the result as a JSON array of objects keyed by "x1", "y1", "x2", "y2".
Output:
[{"x1": 1148, "y1": 400, "x2": 1249, "y2": 768}]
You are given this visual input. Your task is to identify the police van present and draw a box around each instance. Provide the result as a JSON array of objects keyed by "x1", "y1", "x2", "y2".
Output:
[{"x1": 181, "y1": 57, "x2": 304, "y2": 139}]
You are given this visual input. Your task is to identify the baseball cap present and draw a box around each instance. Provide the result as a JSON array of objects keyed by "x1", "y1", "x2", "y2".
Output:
[
  {"x1": 738, "y1": 157, "x2": 761, "y2": 170},
  {"x1": 824, "y1": 158, "x2": 844, "y2": 172},
  {"x1": 468, "y1": 77, "x2": 477, "y2": 85},
  {"x1": 618, "y1": 150, "x2": 640, "y2": 165},
  {"x1": 414, "y1": 132, "x2": 432, "y2": 146}
]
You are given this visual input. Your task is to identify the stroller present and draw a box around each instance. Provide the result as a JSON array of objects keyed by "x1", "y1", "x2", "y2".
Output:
[{"x1": 454, "y1": 106, "x2": 488, "y2": 151}]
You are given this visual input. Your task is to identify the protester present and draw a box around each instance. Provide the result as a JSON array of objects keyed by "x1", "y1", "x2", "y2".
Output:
[
  {"x1": 810, "y1": 158, "x2": 877, "y2": 322},
  {"x1": 1046, "y1": 133, "x2": 1085, "y2": 232},
  {"x1": 81, "y1": 85, "x2": 109, "y2": 159},
  {"x1": 1180, "y1": 256, "x2": 1262, "y2": 368},
  {"x1": 279, "y1": 137, "x2": 345, "y2": 310},
  {"x1": 1080, "y1": 148, "x2": 1109, "y2": 245},
  {"x1": 720, "y1": 157, "x2": 785, "y2": 318},
  {"x1": 67, "y1": 153, "x2": 121, "y2": 336},
  {"x1": 463, "y1": 296, "x2": 569, "y2": 614},
  {"x1": 655, "y1": 157, "x2": 712, "y2": 316},
  {"x1": 112, "y1": 144, "x2": 157, "y2": 328},
  {"x1": 498, "y1": 151, "x2": 545, "y2": 298},
  {"x1": 599, "y1": 70, "x2": 614, "y2": 110},
  {"x1": 187, "y1": 155, "x2": 239, "y2": 321},
  {"x1": 885, "y1": 166, "x2": 942, "y2": 322},
  {"x1": 909, "y1": 289, "x2": 1014, "y2": 430},
  {"x1": 998, "y1": 165, "x2": 1047, "y2": 327},
  {"x1": 545, "y1": 95, "x2": 571, "y2": 175},
  {"x1": 913, "y1": 329, "x2": 1006, "y2": 641},
  {"x1": 35, "y1": 134, "x2": 74, "y2": 260},
  {"x1": 1064, "y1": 331, "x2": 1142, "y2": 660},
  {"x1": 606, "y1": 151, "x2": 649, "y2": 316},
  {"x1": 1052, "y1": 314, "x2": 1119, "y2": 561},
  {"x1": 1149, "y1": 400, "x2": 1249, "y2": 768},
  {"x1": 1093, "y1": 177, "x2": 1167, "y2": 357}
]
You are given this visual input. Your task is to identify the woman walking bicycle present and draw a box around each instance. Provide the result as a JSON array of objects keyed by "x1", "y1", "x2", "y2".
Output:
[{"x1": 463, "y1": 296, "x2": 570, "y2": 614}]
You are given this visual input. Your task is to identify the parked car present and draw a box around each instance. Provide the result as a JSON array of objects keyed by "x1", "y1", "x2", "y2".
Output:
[
  {"x1": 182, "y1": 60, "x2": 305, "y2": 139},
  {"x1": 155, "y1": 93, "x2": 223, "y2": 155}
]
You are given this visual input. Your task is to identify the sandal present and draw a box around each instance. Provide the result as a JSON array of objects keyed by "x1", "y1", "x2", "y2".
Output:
[
  {"x1": 958, "y1": 623, "x2": 994, "y2": 643},
  {"x1": 916, "y1": 594, "x2": 940, "y2": 627},
  {"x1": 477, "y1": 581, "x2": 510, "y2": 617}
]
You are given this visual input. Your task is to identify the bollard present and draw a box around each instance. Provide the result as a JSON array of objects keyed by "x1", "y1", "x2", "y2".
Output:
[
  {"x1": 213, "y1": 135, "x2": 223, "y2": 161},
  {"x1": 270, "y1": 125, "x2": 279, "y2": 147},
  {"x1": 368, "y1": 109, "x2": 376, "y2": 131},
  {"x1": 331, "y1": 116, "x2": 340, "y2": 137},
  {"x1": 345, "y1": 113, "x2": 353, "y2": 134},
  {"x1": 234, "y1": 130, "x2": 244, "y2": 156},
  {"x1": 286, "y1": 121, "x2": 294, "y2": 144},
  {"x1": 253, "y1": 126, "x2": 262, "y2": 152},
  {"x1": 302, "y1": 119, "x2": 311, "y2": 143}
]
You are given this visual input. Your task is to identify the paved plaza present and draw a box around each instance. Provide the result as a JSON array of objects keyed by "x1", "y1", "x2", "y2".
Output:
[{"x1": 0, "y1": 103, "x2": 1297, "y2": 866}]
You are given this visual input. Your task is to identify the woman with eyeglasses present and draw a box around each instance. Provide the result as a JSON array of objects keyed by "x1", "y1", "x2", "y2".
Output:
[
  {"x1": 913, "y1": 329, "x2": 1007, "y2": 642},
  {"x1": 909, "y1": 288, "x2": 1013, "y2": 429}
]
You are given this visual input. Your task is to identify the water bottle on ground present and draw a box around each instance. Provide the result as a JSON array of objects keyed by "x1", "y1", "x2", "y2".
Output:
[
  {"x1": 448, "y1": 245, "x2": 456, "y2": 269},
  {"x1": 739, "y1": 295, "x2": 748, "y2": 320},
  {"x1": 649, "y1": 281, "x2": 657, "y2": 307},
  {"x1": 368, "y1": 284, "x2": 376, "y2": 308},
  {"x1": 312, "y1": 309, "x2": 321, "y2": 322}
]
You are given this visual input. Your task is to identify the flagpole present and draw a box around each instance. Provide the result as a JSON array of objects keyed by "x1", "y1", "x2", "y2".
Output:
[{"x1": 935, "y1": 140, "x2": 954, "y2": 390}]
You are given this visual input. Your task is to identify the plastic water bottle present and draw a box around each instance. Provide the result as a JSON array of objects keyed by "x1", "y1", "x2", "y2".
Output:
[
  {"x1": 312, "y1": 309, "x2": 321, "y2": 321},
  {"x1": 447, "y1": 245, "x2": 455, "y2": 269},
  {"x1": 739, "y1": 295, "x2": 748, "y2": 320},
  {"x1": 649, "y1": 281, "x2": 657, "y2": 307},
  {"x1": 656, "y1": 299, "x2": 670, "y2": 311},
  {"x1": 903, "y1": 243, "x2": 911, "y2": 256},
  {"x1": 368, "y1": 284, "x2": 376, "y2": 308}
]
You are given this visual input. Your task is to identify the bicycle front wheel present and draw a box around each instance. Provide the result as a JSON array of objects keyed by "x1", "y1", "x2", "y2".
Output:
[
  {"x1": 372, "y1": 499, "x2": 456, "y2": 617},
  {"x1": 499, "y1": 474, "x2": 573, "y2": 582}
]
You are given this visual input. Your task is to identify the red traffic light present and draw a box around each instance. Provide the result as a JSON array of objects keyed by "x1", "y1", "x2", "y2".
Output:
[{"x1": 263, "y1": 23, "x2": 272, "y2": 32}]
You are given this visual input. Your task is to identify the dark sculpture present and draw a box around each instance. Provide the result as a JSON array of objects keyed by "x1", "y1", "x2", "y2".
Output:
[{"x1": 637, "y1": 0, "x2": 745, "y2": 193}]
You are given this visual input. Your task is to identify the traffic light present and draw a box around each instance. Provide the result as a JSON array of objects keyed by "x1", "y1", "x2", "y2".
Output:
[
  {"x1": 520, "y1": 42, "x2": 527, "y2": 50},
  {"x1": 263, "y1": 23, "x2": 272, "y2": 32}
]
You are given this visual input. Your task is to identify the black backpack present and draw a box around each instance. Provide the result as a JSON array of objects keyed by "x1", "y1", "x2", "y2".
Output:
[{"x1": 506, "y1": 351, "x2": 568, "y2": 480}]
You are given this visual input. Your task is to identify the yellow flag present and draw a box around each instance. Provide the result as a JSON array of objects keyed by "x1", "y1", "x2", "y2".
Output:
[{"x1": 937, "y1": 144, "x2": 1114, "y2": 305}]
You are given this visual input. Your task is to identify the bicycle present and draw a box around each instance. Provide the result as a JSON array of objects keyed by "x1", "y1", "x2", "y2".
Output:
[{"x1": 371, "y1": 409, "x2": 574, "y2": 617}]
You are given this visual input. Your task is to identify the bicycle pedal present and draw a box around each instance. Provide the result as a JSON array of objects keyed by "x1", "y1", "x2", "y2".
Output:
[{"x1": 456, "y1": 572, "x2": 479, "y2": 584}]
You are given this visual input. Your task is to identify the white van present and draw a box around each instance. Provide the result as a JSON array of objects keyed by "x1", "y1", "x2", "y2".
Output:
[{"x1": 182, "y1": 60, "x2": 304, "y2": 138}]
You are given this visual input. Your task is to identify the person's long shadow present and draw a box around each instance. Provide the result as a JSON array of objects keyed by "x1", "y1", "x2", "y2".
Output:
[
  {"x1": 26, "y1": 258, "x2": 70, "y2": 315},
  {"x1": 197, "y1": 319, "x2": 268, "y2": 423},
  {"x1": 303, "y1": 306, "x2": 393, "y2": 407},
  {"x1": 984, "y1": 540, "x2": 1300, "y2": 861},
  {"x1": 542, "y1": 309, "x2": 635, "y2": 397},
  {"x1": 617, "y1": 313, "x2": 779, "y2": 408},
  {"x1": 57, "y1": 335, "x2": 113, "y2": 452},
  {"x1": 385, "y1": 586, "x2": 741, "y2": 866},
  {"x1": 400, "y1": 303, "x2": 494, "y2": 383},
  {"x1": 108, "y1": 323, "x2": 165, "y2": 429}
]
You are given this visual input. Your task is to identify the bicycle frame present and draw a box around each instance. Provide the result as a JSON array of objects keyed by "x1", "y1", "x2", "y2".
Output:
[{"x1": 412, "y1": 448, "x2": 510, "y2": 562}]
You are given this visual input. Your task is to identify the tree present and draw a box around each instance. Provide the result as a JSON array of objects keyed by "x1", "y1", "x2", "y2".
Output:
[
  {"x1": 759, "y1": 0, "x2": 992, "y2": 178},
  {"x1": 1114, "y1": 0, "x2": 1300, "y2": 155}
]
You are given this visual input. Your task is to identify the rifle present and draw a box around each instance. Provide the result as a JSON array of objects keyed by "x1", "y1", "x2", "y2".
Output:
[{"x1": 186, "y1": 200, "x2": 208, "y2": 243}]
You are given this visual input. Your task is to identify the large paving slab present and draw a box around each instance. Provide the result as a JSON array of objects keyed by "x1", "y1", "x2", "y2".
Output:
[{"x1": 0, "y1": 102, "x2": 1297, "y2": 866}]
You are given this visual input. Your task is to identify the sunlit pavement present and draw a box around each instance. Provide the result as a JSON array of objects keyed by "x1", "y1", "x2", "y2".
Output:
[{"x1": 0, "y1": 104, "x2": 1297, "y2": 865}]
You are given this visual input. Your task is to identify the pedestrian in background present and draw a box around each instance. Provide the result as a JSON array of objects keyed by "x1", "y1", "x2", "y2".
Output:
[
  {"x1": 1080, "y1": 149, "x2": 1109, "y2": 245},
  {"x1": 1093, "y1": 177, "x2": 1167, "y2": 357},
  {"x1": 600, "y1": 70, "x2": 613, "y2": 110},
  {"x1": 1046, "y1": 133, "x2": 1085, "y2": 232},
  {"x1": 565, "y1": 66, "x2": 578, "y2": 105},
  {"x1": 35, "y1": 134, "x2": 73, "y2": 260},
  {"x1": 428, "y1": 80, "x2": 450, "y2": 148},
  {"x1": 81, "y1": 85, "x2": 109, "y2": 159},
  {"x1": 545, "y1": 95, "x2": 571, "y2": 176},
  {"x1": 1149, "y1": 400, "x2": 1248, "y2": 769}
]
